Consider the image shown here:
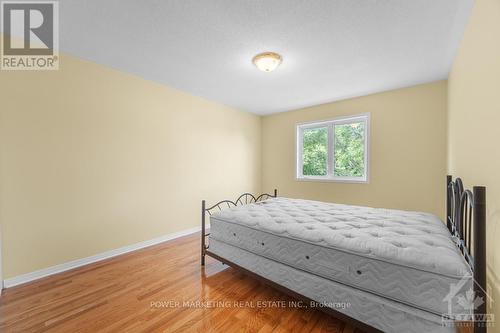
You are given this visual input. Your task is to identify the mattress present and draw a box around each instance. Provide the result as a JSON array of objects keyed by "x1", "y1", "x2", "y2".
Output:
[
  {"x1": 209, "y1": 239, "x2": 455, "y2": 333},
  {"x1": 209, "y1": 197, "x2": 473, "y2": 317}
]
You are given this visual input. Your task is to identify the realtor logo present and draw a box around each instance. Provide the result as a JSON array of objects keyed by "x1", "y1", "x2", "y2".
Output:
[
  {"x1": 1, "y1": 1, "x2": 59, "y2": 70},
  {"x1": 441, "y1": 274, "x2": 495, "y2": 328}
]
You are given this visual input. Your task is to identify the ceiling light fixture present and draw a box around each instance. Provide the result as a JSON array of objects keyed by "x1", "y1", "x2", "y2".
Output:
[{"x1": 252, "y1": 52, "x2": 282, "y2": 72}]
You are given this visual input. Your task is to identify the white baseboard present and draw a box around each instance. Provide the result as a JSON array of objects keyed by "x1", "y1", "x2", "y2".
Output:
[{"x1": 3, "y1": 225, "x2": 206, "y2": 289}]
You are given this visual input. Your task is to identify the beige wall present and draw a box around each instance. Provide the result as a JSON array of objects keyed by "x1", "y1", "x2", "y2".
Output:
[
  {"x1": 448, "y1": 0, "x2": 500, "y2": 330},
  {"x1": 262, "y1": 81, "x2": 448, "y2": 217},
  {"x1": 0, "y1": 54, "x2": 261, "y2": 279}
]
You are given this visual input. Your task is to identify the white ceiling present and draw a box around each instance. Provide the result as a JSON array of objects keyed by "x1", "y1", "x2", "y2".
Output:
[{"x1": 58, "y1": 0, "x2": 473, "y2": 115}]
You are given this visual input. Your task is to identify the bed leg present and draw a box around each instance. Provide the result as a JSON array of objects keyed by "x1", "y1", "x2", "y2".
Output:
[
  {"x1": 473, "y1": 186, "x2": 486, "y2": 333},
  {"x1": 201, "y1": 200, "x2": 206, "y2": 266},
  {"x1": 274, "y1": 189, "x2": 277, "y2": 197}
]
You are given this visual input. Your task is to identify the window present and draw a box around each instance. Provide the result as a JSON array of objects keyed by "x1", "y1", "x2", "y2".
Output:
[{"x1": 296, "y1": 114, "x2": 369, "y2": 183}]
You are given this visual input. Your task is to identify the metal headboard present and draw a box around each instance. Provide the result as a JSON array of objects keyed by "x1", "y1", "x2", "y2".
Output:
[
  {"x1": 201, "y1": 189, "x2": 277, "y2": 266},
  {"x1": 446, "y1": 175, "x2": 487, "y2": 332}
]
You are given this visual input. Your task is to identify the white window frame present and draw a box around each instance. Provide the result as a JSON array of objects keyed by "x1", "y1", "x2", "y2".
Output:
[{"x1": 296, "y1": 113, "x2": 370, "y2": 183}]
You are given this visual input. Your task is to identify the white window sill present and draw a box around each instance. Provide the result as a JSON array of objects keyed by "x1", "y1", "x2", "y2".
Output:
[{"x1": 296, "y1": 176, "x2": 369, "y2": 184}]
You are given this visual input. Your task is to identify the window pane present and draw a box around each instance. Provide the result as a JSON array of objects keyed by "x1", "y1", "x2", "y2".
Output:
[
  {"x1": 302, "y1": 127, "x2": 328, "y2": 176},
  {"x1": 334, "y1": 122, "x2": 365, "y2": 177}
]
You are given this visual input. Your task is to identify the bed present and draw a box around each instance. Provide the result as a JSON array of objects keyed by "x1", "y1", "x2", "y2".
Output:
[{"x1": 200, "y1": 176, "x2": 487, "y2": 333}]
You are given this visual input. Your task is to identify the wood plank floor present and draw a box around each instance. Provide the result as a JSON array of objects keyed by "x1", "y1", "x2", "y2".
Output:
[{"x1": 0, "y1": 233, "x2": 363, "y2": 333}]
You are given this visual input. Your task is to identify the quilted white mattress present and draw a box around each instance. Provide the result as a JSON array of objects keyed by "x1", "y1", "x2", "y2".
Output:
[
  {"x1": 209, "y1": 239, "x2": 455, "y2": 333},
  {"x1": 209, "y1": 197, "x2": 472, "y2": 316}
]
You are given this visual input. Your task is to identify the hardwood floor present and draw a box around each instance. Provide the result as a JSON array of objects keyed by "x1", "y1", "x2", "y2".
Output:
[{"x1": 0, "y1": 233, "x2": 362, "y2": 333}]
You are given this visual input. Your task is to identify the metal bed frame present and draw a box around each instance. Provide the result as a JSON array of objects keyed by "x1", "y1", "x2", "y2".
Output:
[
  {"x1": 446, "y1": 175, "x2": 487, "y2": 333},
  {"x1": 200, "y1": 176, "x2": 487, "y2": 332},
  {"x1": 201, "y1": 189, "x2": 277, "y2": 266}
]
